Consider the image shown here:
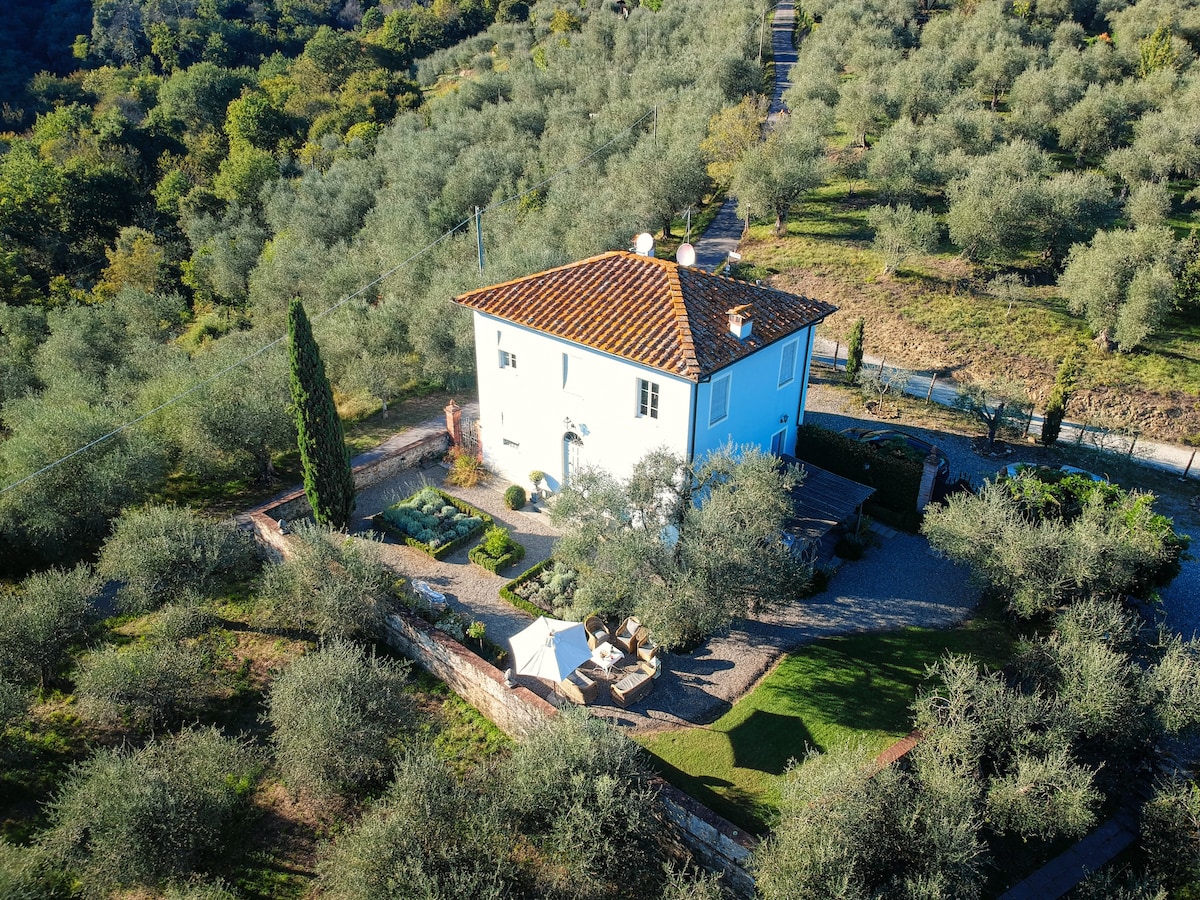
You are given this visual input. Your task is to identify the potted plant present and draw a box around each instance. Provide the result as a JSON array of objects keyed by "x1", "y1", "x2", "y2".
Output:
[{"x1": 528, "y1": 470, "x2": 545, "y2": 503}]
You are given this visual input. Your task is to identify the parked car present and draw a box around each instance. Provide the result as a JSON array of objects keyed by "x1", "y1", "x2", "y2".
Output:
[
  {"x1": 840, "y1": 428, "x2": 950, "y2": 482},
  {"x1": 998, "y1": 463, "x2": 1106, "y2": 482}
]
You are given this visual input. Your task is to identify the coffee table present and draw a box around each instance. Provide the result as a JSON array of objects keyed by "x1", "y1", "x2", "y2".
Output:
[{"x1": 590, "y1": 641, "x2": 624, "y2": 677}]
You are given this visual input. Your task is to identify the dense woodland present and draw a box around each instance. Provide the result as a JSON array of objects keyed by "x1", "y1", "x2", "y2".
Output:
[{"x1": 0, "y1": 0, "x2": 753, "y2": 569}]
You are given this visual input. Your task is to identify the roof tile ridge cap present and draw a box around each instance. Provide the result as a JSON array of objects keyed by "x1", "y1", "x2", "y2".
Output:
[
  {"x1": 667, "y1": 263, "x2": 701, "y2": 379},
  {"x1": 454, "y1": 250, "x2": 626, "y2": 302}
]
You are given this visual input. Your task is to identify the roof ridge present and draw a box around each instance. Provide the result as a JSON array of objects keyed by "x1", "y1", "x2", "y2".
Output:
[
  {"x1": 455, "y1": 250, "x2": 625, "y2": 302},
  {"x1": 665, "y1": 264, "x2": 700, "y2": 379}
]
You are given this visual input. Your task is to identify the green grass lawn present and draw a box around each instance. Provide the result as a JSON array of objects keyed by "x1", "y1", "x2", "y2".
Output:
[{"x1": 637, "y1": 614, "x2": 1013, "y2": 835}]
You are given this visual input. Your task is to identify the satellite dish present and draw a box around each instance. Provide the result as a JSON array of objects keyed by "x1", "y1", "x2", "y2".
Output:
[
  {"x1": 634, "y1": 232, "x2": 655, "y2": 256},
  {"x1": 675, "y1": 243, "x2": 696, "y2": 267}
]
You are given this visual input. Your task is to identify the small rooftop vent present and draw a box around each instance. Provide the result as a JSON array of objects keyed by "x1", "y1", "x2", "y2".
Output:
[{"x1": 727, "y1": 304, "x2": 754, "y2": 339}]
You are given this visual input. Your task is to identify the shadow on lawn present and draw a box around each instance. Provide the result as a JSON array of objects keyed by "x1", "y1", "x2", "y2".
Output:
[{"x1": 727, "y1": 709, "x2": 817, "y2": 775}]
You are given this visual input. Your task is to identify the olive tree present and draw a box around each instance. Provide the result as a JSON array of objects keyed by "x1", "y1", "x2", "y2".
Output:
[
  {"x1": 75, "y1": 639, "x2": 211, "y2": 730},
  {"x1": 317, "y1": 744, "x2": 515, "y2": 900},
  {"x1": 98, "y1": 504, "x2": 257, "y2": 613},
  {"x1": 0, "y1": 564, "x2": 99, "y2": 689},
  {"x1": 1057, "y1": 225, "x2": 1183, "y2": 351},
  {"x1": 953, "y1": 377, "x2": 1031, "y2": 450},
  {"x1": 256, "y1": 523, "x2": 395, "y2": 641},
  {"x1": 867, "y1": 203, "x2": 939, "y2": 275},
  {"x1": 41, "y1": 728, "x2": 260, "y2": 898},
  {"x1": 266, "y1": 640, "x2": 413, "y2": 807},
  {"x1": 550, "y1": 446, "x2": 810, "y2": 649},
  {"x1": 922, "y1": 474, "x2": 1187, "y2": 619},
  {"x1": 731, "y1": 120, "x2": 828, "y2": 236}
]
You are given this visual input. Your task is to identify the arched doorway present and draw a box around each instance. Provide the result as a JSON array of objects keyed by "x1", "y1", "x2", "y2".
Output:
[{"x1": 562, "y1": 432, "x2": 583, "y2": 485}]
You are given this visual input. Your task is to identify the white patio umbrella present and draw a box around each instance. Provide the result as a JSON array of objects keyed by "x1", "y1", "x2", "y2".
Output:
[{"x1": 508, "y1": 616, "x2": 593, "y2": 683}]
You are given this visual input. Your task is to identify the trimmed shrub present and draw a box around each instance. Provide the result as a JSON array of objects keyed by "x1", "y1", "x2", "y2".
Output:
[
  {"x1": 375, "y1": 487, "x2": 492, "y2": 560},
  {"x1": 499, "y1": 558, "x2": 555, "y2": 616},
  {"x1": 793, "y1": 424, "x2": 923, "y2": 531},
  {"x1": 468, "y1": 527, "x2": 526, "y2": 574},
  {"x1": 500, "y1": 558, "x2": 577, "y2": 615},
  {"x1": 503, "y1": 485, "x2": 526, "y2": 510}
]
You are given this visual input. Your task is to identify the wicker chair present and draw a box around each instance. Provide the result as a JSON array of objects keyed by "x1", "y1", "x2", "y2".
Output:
[
  {"x1": 613, "y1": 616, "x2": 641, "y2": 654},
  {"x1": 583, "y1": 614, "x2": 610, "y2": 650},
  {"x1": 559, "y1": 668, "x2": 599, "y2": 705},
  {"x1": 633, "y1": 625, "x2": 658, "y2": 662},
  {"x1": 610, "y1": 668, "x2": 654, "y2": 707}
]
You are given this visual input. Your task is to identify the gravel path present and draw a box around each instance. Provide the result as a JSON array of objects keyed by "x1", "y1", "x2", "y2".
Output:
[{"x1": 352, "y1": 465, "x2": 558, "y2": 646}]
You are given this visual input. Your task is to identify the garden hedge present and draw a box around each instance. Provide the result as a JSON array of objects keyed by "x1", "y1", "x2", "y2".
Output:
[
  {"x1": 793, "y1": 424, "x2": 923, "y2": 532},
  {"x1": 499, "y1": 558, "x2": 555, "y2": 617},
  {"x1": 373, "y1": 488, "x2": 493, "y2": 560},
  {"x1": 468, "y1": 540, "x2": 526, "y2": 574}
]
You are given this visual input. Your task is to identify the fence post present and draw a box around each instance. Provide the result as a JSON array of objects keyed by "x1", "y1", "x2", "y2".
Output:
[
  {"x1": 1076, "y1": 421, "x2": 1086, "y2": 446},
  {"x1": 1023, "y1": 407, "x2": 1034, "y2": 438},
  {"x1": 833, "y1": 342, "x2": 841, "y2": 371},
  {"x1": 926, "y1": 374, "x2": 937, "y2": 403},
  {"x1": 1182, "y1": 449, "x2": 1197, "y2": 481}
]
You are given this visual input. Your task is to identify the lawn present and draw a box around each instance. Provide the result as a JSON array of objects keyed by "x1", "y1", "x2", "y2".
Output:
[{"x1": 637, "y1": 614, "x2": 1013, "y2": 835}]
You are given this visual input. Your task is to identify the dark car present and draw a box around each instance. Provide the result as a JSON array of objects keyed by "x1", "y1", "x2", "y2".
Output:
[{"x1": 839, "y1": 427, "x2": 951, "y2": 482}]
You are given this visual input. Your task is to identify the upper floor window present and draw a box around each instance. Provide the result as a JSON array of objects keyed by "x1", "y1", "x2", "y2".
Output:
[
  {"x1": 709, "y1": 373, "x2": 731, "y2": 425},
  {"x1": 778, "y1": 339, "x2": 798, "y2": 387},
  {"x1": 499, "y1": 349, "x2": 517, "y2": 369},
  {"x1": 638, "y1": 379, "x2": 659, "y2": 418}
]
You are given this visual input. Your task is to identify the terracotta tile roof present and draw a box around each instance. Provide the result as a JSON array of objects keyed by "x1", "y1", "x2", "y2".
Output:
[{"x1": 453, "y1": 251, "x2": 837, "y2": 381}]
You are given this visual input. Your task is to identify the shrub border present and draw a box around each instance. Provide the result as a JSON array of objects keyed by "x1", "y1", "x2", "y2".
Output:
[
  {"x1": 468, "y1": 539, "x2": 527, "y2": 574},
  {"x1": 499, "y1": 558, "x2": 555, "y2": 617},
  {"x1": 374, "y1": 487, "x2": 494, "y2": 560}
]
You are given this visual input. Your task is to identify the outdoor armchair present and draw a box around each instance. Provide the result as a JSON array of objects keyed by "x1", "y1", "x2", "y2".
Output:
[
  {"x1": 610, "y1": 669, "x2": 653, "y2": 707},
  {"x1": 633, "y1": 626, "x2": 658, "y2": 662},
  {"x1": 583, "y1": 614, "x2": 610, "y2": 650},
  {"x1": 613, "y1": 616, "x2": 641, "y2": 655},
  {"x1": 559, "y1": 668, "x2": 599, "y2": 705}
]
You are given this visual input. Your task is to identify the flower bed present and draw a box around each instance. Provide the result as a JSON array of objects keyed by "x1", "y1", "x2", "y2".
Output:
[
  {"x1": 467, "y1": 526, "x2": 526, "y2": 574},
  {"x1": 374, "y1": 487, "x2": 492, "y2": 560},
  {"x1": 500, "y1": 557, "x2": 578, "y2": 616}
]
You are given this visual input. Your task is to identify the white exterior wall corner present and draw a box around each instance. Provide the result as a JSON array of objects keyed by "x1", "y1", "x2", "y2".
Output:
[
  {"x1": 473, "y1": 312, "x2": 693, "y2": 489},
  {"x1": 691, "y1": 325, "x2": 815, "y2": 464}
]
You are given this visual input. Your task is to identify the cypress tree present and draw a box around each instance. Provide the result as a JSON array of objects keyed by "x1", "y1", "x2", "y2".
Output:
[
  {"x1": 1040, "y1": 352, "x2": 1079, "y2": 447},
  {"x1": 845, "y1": 317, "x2": 865, "y2": 383},
  {"x1": 288, "y1": 297, "x2": 354, "y2": 529}
]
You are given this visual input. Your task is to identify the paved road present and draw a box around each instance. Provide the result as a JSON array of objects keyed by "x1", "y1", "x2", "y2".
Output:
[{"x1": 694, "y1": 0, "x2": 798, "y2": 274}]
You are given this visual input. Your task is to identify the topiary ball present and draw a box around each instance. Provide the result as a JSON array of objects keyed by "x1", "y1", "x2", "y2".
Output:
[{"x1": 503, "y1": 485, "x2": 526, "y2": 510}]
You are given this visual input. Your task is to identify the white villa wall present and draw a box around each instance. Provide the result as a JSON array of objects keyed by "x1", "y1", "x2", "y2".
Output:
[
  {"x1": 692, "y1": 325, "x2": 816, "y2": 462},
  {"x1": 473, "y1": 312, "x2": 692, "y2": 489}
]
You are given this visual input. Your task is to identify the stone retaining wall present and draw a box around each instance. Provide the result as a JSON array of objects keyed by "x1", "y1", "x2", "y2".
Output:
[
  {"x1": 382, "y1": 610, "x2": 556, "y2": 738},
  {"x1": 657, "y1": 781, "x2": 758, "y2": 898}
]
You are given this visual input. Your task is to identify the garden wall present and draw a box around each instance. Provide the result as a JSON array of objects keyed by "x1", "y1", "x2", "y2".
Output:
[
  {"x1": 238, "y1": 424, "x2": 451, "y2": 560},
  {"x1": 382, "y1": 610, "x2": 556, "y2": 738}
]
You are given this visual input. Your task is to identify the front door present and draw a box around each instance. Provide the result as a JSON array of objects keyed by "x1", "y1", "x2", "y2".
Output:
[
  {"x1": 563, "y1": 432, "x2": 583, "y2": 485},
  {"x1": 770, "y1": 427, "x2": 786, "y2": 456}
]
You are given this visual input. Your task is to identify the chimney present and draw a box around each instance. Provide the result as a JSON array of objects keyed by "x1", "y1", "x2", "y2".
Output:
[{"x1": 727, "y1": 304, "x2": 754, "y2": 339}]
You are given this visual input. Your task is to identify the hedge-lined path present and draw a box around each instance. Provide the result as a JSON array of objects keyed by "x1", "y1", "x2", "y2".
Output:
[{"x1": 352, "y1": 464, "x2": 557, "y2": 655}]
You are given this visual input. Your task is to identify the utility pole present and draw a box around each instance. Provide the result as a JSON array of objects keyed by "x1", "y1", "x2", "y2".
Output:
[{"x1": 475, "y1": 206, "x2": 485, "y2": 273}]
